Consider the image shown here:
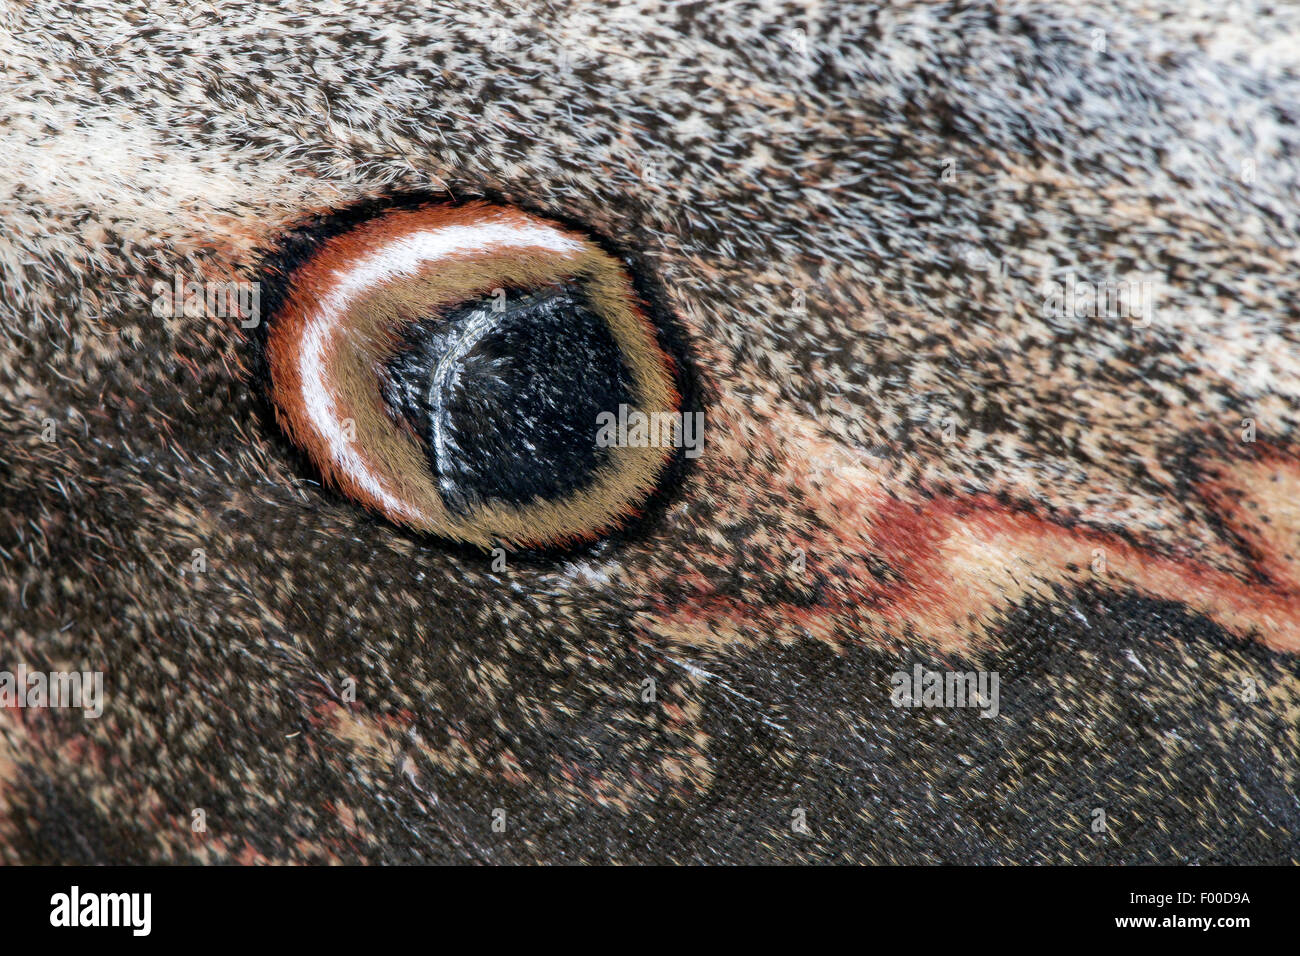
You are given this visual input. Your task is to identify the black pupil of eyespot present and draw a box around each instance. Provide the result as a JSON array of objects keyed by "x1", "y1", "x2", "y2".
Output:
[{"x1": 382, "y1": 284, "x2": 637, "y2": 513}]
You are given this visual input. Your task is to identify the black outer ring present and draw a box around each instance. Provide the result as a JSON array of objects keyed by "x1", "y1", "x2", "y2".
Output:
[{"x1": 244, "y1": 189, "x2": 709, "y2": 563}]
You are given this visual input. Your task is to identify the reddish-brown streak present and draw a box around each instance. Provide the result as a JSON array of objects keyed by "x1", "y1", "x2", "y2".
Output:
[{"x1": 649, "y1": 445, "x2": 1300, "y2": 655}]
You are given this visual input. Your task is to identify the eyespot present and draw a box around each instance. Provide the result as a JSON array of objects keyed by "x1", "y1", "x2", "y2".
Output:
[{"x1": 258, "y1": 201, "x2": 684, "y2": 550}]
